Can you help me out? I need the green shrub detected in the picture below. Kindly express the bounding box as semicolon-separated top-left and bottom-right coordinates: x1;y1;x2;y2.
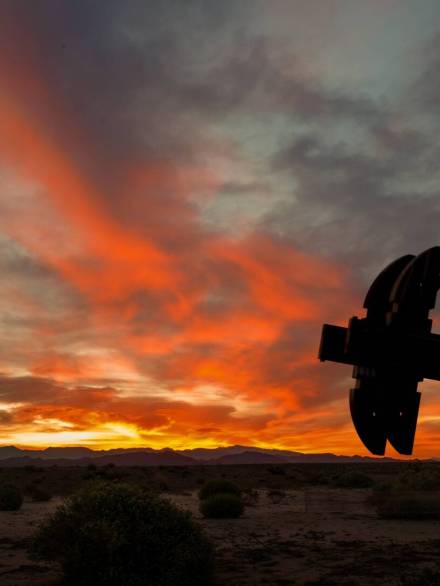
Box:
30;482;214;586
200;493;244;519
332;471;374;488
0;484;23;511
371;491;440;520
198;479;241;501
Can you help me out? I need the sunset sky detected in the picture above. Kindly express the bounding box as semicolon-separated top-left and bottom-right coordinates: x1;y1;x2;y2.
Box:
1;1;440;457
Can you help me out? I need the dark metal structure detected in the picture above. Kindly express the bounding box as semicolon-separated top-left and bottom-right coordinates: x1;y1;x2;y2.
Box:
319;247;440;455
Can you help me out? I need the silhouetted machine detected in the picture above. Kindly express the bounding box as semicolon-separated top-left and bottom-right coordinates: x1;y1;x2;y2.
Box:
319;247;440;455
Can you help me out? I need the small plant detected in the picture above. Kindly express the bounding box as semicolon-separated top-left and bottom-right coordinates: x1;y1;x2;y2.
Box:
0;484;23;511
198;479;241;501
200;493;244;519
332;470;374;488
30;482;214;586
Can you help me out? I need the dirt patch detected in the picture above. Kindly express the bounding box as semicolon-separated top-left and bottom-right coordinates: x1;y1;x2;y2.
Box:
169;489;440;585
0;499;63;586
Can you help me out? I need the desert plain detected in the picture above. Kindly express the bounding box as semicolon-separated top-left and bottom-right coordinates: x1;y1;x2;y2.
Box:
0;463;439;586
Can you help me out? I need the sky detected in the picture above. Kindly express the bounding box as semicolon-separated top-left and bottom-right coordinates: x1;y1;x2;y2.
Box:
1;1;440;457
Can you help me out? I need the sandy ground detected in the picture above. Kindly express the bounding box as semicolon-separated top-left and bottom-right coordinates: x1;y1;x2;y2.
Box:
0;498;63;586
1;489;439;585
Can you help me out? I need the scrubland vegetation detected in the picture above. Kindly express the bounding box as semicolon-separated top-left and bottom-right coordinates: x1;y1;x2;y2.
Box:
1;462;440;585
31;482;214;586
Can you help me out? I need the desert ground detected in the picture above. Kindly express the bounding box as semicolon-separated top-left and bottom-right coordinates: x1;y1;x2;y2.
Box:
0;463;439;585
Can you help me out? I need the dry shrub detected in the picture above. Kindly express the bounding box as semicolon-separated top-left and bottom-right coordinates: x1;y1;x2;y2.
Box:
198;479;241;501
0;484;23;511
267;489;286;504
370;490;440;520
200;493;244;519
242;488;259;506
332;470;374;488
28;485;52;502
30;482;214;586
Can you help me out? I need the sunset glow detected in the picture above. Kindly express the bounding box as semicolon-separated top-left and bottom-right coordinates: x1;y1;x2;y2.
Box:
1;2;440;458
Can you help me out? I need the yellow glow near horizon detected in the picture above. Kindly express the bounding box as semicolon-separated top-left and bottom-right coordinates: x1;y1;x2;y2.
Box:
5;430;113;447
4;421;144;448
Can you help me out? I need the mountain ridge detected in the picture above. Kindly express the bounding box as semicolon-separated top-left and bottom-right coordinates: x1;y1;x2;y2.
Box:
0;444;405;466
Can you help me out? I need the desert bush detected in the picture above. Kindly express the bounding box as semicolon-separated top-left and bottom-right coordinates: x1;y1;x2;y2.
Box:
307;473;329;486
29;485;52;502
200;493;244;519
242;488;259;506
399;568;440;585
371;491;440;519
288;471;305;485
198;479;241;501
30;482;214;586
366;483;393;506
332;470;374;488
0;484;23;511
267;489;286;504
82;471;95;480
395;469;440;491
267;465;286;476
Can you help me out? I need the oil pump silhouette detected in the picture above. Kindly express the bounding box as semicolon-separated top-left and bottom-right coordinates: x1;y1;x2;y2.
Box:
319;247;440;456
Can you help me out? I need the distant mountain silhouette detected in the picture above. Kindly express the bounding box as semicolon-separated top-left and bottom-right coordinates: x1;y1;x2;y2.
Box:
0;450;196;467
0;445;401;466
179;445;303;460
41;447;96;458
0;446;26;459
208;450;287;465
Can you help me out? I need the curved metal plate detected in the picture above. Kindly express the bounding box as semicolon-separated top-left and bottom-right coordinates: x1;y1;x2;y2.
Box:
387;391;421;455
390;246;440;326
349;386;387;455
363;254;414;326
